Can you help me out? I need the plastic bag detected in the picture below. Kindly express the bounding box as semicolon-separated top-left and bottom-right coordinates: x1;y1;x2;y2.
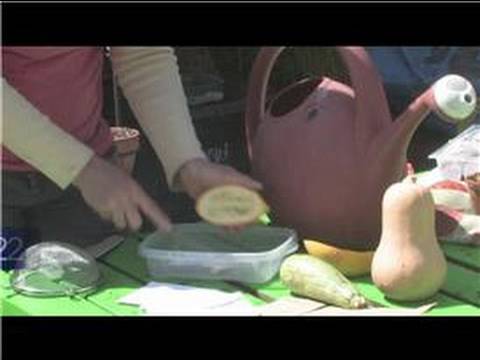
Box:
429;124;480;180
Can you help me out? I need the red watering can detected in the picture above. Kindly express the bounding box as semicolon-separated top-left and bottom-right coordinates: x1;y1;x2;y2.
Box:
245;47;477;251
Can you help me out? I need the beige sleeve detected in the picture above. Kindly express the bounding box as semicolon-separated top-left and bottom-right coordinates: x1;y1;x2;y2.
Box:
1;78;94;189
110;47;207;190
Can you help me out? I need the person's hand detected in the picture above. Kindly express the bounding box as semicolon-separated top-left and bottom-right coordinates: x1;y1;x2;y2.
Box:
176;158;264;231
73;156;172;232
177;158;263;200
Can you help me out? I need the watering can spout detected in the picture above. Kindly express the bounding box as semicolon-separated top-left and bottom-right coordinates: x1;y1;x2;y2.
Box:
387;74;477;158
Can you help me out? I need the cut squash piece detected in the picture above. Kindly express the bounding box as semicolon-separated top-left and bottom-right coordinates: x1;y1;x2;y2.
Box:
196;185;269;226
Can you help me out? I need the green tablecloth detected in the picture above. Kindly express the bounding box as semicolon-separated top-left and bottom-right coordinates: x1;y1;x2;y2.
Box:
1;234;479;316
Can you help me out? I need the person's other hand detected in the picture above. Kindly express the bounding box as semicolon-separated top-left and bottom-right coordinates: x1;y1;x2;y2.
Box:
177;158;264;231
177;158;263;200
73;156;172;232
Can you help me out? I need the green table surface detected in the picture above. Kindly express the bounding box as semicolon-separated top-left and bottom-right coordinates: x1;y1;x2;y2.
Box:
1;234;479;316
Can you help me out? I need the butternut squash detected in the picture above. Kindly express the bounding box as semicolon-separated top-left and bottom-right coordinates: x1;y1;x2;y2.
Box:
371;176;447;301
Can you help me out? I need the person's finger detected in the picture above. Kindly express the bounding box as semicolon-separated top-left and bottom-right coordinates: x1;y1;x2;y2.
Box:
231;224;248;232
125;207;143;232
96;209;112;222
221;225;237;233
112;210;127;231
135;188;172;232
233;224;246;232
221;224;248;233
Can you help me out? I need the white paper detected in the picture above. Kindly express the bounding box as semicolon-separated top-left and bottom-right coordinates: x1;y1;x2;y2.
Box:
304;303;437;316
118;282;257;316
258;297;325;316
143;297;259;316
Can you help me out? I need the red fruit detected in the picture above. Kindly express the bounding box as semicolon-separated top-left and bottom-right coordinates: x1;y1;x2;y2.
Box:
430;180;469;193
435;205;462;237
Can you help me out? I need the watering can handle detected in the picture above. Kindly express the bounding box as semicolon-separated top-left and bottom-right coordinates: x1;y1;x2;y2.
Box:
244;47;392;158
244;47;285;159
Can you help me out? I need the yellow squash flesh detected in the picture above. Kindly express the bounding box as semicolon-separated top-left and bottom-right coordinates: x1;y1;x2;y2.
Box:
195;185;269;226
303;240;374;277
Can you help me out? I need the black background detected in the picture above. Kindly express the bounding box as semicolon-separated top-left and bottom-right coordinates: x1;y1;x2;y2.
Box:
2;0;478;353
4;2;480;46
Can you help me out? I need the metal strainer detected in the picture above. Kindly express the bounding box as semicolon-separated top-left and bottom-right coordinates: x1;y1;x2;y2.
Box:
10;242;101;297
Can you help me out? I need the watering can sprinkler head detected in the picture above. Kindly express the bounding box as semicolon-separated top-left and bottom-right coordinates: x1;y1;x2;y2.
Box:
433;74;477;122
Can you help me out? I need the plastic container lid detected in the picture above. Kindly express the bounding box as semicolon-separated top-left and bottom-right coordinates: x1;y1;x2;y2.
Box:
139;223;298;284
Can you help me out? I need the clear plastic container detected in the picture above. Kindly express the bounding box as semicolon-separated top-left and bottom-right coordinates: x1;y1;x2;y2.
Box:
138;223;298;284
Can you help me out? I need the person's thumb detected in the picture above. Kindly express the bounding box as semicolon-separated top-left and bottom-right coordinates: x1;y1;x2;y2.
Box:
226;170;263;191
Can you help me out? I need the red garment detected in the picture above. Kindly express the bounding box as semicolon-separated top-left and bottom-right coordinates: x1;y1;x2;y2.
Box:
2;46;113;171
